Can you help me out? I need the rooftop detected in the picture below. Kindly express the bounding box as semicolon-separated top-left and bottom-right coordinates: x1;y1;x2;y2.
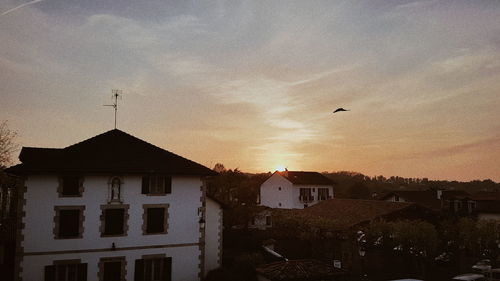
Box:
277;171;334;185
6;129;217;176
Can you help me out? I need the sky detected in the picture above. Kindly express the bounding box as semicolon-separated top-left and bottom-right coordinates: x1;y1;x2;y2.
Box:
1;0;500;181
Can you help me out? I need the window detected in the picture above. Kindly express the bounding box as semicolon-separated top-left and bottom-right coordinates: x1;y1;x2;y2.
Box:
44;260;87;281
142;176;171;195
54;206;85;239
278;187;281;191
134;256;172;281
100;205;129;237
143;204;169;235
394;195;399;202
58;176;83;197
99;257;126;281
265;216;272;226
299;188;313;202
318;188;330;200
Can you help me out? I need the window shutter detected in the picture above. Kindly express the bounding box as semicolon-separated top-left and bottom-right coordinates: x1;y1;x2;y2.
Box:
44;265;55;281
77;263;87;281
141;176;149;194
164;176;172;194
134;259;144;281
163;257;172;281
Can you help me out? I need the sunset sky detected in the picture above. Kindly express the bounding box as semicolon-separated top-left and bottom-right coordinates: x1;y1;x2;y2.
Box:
1;0;500;181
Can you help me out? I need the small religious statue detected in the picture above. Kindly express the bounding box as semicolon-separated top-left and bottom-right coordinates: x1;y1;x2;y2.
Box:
110;177;121;202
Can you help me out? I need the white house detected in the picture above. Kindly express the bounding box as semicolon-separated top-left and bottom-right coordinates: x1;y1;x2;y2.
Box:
6;129;222;281
259;171;334;209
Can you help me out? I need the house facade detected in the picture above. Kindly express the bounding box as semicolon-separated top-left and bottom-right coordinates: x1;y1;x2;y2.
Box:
259;171;334;209
6;129;221;281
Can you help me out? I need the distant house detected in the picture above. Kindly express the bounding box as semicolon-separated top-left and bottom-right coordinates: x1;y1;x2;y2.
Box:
260;171;334;209
379;189;474;214
471;191;500;221
6;129;221;281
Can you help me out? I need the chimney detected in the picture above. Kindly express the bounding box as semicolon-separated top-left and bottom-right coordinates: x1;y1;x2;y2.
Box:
436;189;442;200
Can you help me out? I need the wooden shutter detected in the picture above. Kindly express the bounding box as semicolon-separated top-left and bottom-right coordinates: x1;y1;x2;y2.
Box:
134;259;144;281
141;176;149;194
164;176;172;194
163;257;172;281
44;265;55;281
77;263;87;281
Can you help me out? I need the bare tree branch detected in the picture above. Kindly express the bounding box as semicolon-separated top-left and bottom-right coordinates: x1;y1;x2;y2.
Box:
0;120;18;168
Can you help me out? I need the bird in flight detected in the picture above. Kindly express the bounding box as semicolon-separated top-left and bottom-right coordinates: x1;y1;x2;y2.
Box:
333;108;350;113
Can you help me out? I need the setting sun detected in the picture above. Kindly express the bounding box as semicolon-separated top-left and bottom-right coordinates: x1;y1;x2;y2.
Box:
275;165;286;172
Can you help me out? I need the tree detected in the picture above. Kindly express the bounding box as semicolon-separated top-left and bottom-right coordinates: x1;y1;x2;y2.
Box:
0;121;18;169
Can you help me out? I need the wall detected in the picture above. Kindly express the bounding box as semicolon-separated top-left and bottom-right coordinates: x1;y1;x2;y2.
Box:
260;173;334;209
204;198;222;274
20;174;204;281
260;173;293;208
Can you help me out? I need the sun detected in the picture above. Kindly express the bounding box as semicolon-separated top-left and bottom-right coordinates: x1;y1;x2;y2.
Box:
275;165;286;172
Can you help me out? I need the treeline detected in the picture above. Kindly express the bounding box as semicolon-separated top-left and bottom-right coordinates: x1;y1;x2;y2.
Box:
206;164;500;205
323;171;500;199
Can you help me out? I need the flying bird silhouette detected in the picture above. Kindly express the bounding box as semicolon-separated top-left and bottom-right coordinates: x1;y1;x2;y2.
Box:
333;108;350;113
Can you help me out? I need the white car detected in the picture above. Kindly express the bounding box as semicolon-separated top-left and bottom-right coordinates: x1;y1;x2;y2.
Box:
472;259;492;273
452;273;486;281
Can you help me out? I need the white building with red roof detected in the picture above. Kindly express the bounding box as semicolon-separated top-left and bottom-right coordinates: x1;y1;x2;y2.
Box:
259;171;334;209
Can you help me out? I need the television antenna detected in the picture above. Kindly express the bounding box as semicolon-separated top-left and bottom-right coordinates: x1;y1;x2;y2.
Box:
103;89;122;129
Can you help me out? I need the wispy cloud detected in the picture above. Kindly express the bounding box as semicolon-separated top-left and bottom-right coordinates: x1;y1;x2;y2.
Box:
1;0;44;16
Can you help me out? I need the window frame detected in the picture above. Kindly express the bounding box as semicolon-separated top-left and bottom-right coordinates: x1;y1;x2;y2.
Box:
318;187;330;201
44;259;87;281
142;204;169;235
54;206;85;239
100;204;129;237
134;254;172;281
98;256;126;281
58;176;84;197
141;175;172;196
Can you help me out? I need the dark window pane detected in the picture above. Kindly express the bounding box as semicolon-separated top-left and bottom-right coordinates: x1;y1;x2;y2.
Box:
134;259;144;281
144;259;152;281
67;264;77;281
62;177;80;196
59;210;80;238
104;209;124;235
103;261;122;281
77;263;87;281
164;177;171;194
147;208;165;233
44;265;55;281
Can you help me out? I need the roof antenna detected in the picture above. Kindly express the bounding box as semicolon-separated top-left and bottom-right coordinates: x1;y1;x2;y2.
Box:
103;89;122;129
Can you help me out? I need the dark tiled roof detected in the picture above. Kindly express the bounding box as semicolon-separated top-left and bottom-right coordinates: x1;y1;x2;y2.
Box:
278;171;334;185
379;190;440;209
6;129;217;176
472;191;500;201
256;259;345;281
278;199;428;230
379;190;470;210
